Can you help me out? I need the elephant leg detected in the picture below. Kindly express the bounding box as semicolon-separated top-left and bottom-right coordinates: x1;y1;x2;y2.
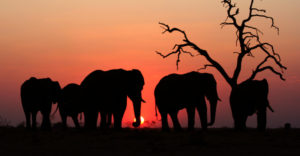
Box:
107;113;112;127
84;110;98;129
41;112;51;130
170;111;182;131
231;106;245;130
72;114;80;129
231;111;239;130
257;106;267;131
186;107;195;131
234;113;247;130
41;102;52;130
32;111;37;130
241;115;247;129
113;113;122;129
100;112;107;129
46;114;51;129
25;112;31;129
230;104;238;129
83;112;90;129
113;108;126;130
91;112;98;129
197;100;207;130
160;112;169;131
60;113;67;128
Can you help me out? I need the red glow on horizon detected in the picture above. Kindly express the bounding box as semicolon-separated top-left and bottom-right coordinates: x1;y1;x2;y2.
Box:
134;116;145;125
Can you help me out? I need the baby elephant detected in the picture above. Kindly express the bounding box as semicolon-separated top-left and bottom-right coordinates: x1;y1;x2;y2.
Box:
58;83;83;128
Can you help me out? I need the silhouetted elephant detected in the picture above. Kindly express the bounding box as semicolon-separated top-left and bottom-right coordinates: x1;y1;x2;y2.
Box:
81;69;145;129
21;77;61;130
57;83;83;128
230;79;274;131
155;72;220;131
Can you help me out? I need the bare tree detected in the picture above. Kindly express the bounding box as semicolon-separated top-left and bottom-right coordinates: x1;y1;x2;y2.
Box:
156;0;287;130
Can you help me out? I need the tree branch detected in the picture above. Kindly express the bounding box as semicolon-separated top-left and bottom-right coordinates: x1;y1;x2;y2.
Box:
157;0;286;89
156;43;190;69
259;45;287;70
197;64;215;71
221;0;240;28
181;49;194;57
157;22;233;85
249;65;286;81
252;8;266;13
243;31;259;44
242;0;255;24
242;0;279;34
248;52;287;81
159;22;190;42
249;42;282;62
220;22;234;29
252;14;279;34
245;25;264;35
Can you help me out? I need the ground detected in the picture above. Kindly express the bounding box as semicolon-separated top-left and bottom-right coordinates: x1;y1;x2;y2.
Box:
0;127;299;156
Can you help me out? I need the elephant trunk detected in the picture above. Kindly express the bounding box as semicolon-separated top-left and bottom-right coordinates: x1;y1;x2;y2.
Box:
131;93;144;128
208;100;217;126
132;101;141;127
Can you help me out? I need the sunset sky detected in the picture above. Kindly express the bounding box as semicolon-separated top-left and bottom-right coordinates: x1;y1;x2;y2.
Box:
0;0;299;128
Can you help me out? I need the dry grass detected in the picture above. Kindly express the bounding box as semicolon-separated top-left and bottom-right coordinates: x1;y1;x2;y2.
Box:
0;127;299;156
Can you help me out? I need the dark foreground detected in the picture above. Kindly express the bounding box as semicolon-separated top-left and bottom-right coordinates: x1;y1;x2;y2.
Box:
0;127;299;156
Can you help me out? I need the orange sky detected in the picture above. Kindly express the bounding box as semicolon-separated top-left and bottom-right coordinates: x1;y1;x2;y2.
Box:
0;0;299;128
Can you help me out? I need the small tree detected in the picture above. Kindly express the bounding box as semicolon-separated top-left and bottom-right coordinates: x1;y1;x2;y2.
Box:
157;0;286;129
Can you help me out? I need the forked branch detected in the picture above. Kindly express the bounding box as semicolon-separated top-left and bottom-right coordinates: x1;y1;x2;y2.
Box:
159;22;190;42
157;22;233;85
197;64;215;71
157;0;286;88
155;43;190;69
221;0;240;28
248;52;287;81
252;14;279;34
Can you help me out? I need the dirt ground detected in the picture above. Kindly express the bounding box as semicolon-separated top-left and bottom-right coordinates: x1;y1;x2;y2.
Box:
0;127;299;156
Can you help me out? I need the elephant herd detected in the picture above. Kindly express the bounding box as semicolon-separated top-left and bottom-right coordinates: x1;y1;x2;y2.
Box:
20;69;273;131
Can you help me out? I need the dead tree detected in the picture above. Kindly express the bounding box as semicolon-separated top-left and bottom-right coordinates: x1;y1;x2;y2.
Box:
156;0;287;130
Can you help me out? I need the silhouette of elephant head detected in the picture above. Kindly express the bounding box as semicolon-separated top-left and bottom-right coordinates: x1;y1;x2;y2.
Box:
21;77;61;130
230;79;273;131
155;72;220;131
81;69;145;129
57;83;83;128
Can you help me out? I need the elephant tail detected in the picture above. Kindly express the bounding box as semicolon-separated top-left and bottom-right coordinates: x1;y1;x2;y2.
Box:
268;105;274;112
155;104;159;120
266;97;274;112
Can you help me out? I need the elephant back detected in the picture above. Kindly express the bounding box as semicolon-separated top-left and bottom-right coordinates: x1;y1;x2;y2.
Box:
21;77;61;110
59;83;83;114
80;69;145;111
81;69;144;96
155;72;218;106
232;79;269;115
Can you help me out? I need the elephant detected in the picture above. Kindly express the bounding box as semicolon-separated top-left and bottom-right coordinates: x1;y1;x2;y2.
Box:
80;69;145;129
230;79;274;131
20;77;61;130
57;83;83;129
154;72;220;131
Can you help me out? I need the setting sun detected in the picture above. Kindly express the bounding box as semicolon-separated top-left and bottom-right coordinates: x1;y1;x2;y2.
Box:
134;116;145;125
0;0;299;130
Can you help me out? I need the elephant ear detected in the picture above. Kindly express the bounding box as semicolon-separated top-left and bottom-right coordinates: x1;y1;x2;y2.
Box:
128;69;145;90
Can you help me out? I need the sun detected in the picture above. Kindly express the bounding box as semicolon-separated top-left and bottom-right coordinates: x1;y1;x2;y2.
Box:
134;116;145;124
